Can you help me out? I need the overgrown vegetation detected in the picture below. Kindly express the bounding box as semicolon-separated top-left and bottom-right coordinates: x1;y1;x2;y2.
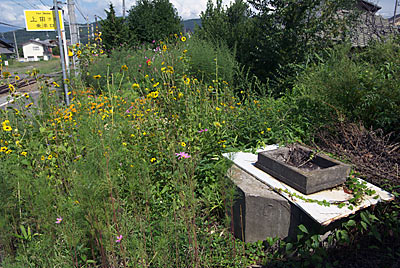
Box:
0;0;399;266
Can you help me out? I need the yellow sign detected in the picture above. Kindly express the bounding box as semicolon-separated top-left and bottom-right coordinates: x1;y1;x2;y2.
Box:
24;10;63;31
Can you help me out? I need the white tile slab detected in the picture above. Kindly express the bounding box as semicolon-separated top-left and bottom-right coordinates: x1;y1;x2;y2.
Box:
223;147;395;226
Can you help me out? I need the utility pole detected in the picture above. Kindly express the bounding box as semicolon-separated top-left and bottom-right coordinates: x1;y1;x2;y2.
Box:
67;0;78;73
54;0;70;106
394;0;399;24
67;0;79;45
12;31;19;60
123;0;126;20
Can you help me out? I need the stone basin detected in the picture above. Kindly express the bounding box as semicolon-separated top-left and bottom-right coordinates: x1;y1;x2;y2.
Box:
255;145;351;195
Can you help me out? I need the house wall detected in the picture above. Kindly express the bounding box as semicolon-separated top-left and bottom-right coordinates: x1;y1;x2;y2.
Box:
23;43;44;62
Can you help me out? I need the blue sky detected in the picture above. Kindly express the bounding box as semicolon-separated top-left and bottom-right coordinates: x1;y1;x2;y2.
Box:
0;0;398;32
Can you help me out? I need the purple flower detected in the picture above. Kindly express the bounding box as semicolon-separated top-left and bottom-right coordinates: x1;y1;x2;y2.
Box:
175;152;191;159
115;235;123;243
55;217;62;224
125;105;134;114
152;40;156;43
198;128;208;133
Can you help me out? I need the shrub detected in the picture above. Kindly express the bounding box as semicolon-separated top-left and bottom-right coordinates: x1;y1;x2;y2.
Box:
292;42;400;135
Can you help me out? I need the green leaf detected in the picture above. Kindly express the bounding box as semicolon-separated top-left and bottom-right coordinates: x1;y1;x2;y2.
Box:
298;224;309;234
20;225;27;240
345;219;356;227
360;221;368;231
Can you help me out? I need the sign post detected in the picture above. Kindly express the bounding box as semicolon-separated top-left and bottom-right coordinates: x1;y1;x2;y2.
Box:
24;8;70;106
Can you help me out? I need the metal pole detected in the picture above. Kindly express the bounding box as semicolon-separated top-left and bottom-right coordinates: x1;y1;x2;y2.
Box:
394;0;399;24
61;30;70;76
12;31;19;60
123;0;126;20
54;0;70;106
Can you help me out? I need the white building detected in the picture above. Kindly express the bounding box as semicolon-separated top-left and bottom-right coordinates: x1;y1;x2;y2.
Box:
22;39;55;62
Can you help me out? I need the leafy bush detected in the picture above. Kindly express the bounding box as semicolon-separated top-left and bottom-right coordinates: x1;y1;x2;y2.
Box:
292;42;400;135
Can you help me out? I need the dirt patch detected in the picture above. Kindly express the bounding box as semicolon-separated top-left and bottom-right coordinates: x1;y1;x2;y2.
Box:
278;145;320;171
314;122;400;188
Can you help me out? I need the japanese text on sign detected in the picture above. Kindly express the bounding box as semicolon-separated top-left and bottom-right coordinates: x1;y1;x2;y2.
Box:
24;10;64;31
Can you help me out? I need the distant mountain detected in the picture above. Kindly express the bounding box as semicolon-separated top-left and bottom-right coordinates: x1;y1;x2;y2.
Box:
182;19;201;33
1;22;96;49
1;19;201;49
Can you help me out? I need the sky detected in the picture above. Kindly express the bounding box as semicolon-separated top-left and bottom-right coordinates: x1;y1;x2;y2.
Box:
0;0;398;32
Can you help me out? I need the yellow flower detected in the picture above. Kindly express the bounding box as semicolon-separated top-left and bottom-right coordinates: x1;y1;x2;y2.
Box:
122;142;127;146
153;82;160;88
183;77;190;85
162;45;167;51
132;83;140;89
0;146;7;152
93;75;101;79
25;102;33;108
150;157;156;163
48;155;52;160
150;91;159;98
77;50;82;55
267;128;272;132
5;150;12;154
216;107;221;111
121;65;128;71
181;36;186;42
2;125;11;132
8;84;15;92
183;49;187;53
213;122;222;128
21;152;27;156
142;132;147;136
64;78;70;84
53;81;60;87
41;155;45;161
15;75;20;80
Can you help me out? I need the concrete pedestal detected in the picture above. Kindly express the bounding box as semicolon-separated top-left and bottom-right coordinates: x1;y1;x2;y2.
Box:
228;165;316;243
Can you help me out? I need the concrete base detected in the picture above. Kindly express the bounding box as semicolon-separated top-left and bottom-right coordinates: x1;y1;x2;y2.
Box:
228;164;318;243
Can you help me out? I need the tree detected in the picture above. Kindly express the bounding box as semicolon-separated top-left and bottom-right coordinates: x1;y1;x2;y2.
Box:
100;3;129;51
198;0;254;65
126;0;182;44
246;0;358;93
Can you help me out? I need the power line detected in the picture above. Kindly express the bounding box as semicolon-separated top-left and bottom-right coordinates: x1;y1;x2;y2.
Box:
37;0;51;7
8;0;30;9
75;0;89;20
24;0;39;9
0;21;25;29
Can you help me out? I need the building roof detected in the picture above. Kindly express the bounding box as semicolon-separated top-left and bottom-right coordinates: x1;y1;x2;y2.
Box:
22;39;57;47
357;0;381;13
0;38;14;49
0;47;14;54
